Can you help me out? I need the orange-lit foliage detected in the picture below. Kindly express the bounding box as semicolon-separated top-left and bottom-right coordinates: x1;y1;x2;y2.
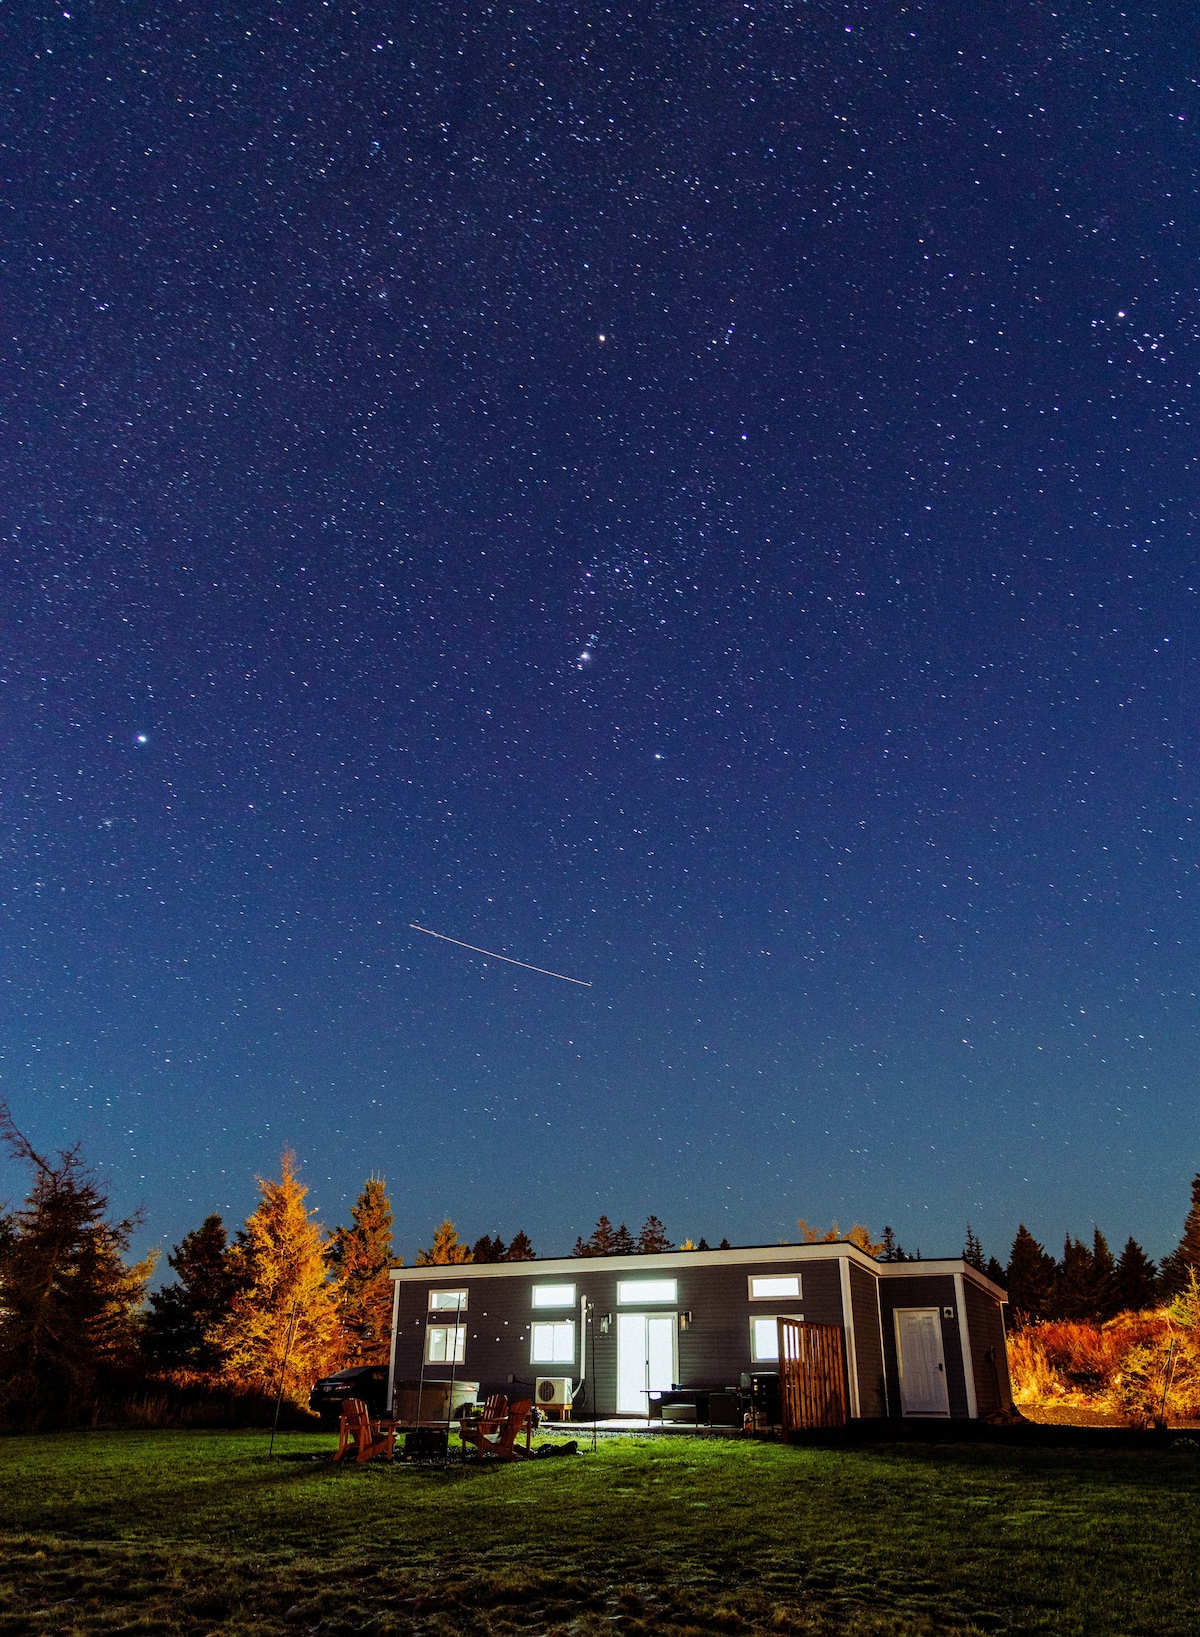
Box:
1010;1300;1200;1423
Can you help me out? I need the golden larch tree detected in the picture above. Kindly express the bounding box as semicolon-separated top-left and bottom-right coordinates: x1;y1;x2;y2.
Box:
210;1149;339;1396
416;1219;472;1265
329;1175;398;1365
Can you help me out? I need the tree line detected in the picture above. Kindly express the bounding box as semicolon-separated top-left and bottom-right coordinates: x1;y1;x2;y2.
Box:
2;1099;1197;1422
945;1177;1200;1329
0;1106;533;1427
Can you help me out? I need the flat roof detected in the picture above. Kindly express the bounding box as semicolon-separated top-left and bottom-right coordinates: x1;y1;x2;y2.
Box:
389;1241;1007;1301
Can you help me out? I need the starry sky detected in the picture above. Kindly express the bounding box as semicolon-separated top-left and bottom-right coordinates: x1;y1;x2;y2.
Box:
4;0;1199;1269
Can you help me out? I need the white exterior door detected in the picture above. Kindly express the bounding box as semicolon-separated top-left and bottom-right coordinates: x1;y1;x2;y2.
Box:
616;1312;677;1414
894;1308;950;1416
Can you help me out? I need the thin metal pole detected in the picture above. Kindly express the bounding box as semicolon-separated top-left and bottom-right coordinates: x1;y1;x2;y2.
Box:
1159;1337;1177;1427
590;1300;598;1453
269;1300;300;1458
445;1312;461;1463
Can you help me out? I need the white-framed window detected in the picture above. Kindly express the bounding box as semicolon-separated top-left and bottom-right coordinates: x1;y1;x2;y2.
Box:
426;1323;466;1363
428;1289;467;1312
531;1284;576;1309
531;1320;576;1364
750;1315;799;1362
617;1279;677;1305
748;1274;801;1301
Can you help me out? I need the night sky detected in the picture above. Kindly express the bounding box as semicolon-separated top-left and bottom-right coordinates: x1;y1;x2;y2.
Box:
4;1;1199;1270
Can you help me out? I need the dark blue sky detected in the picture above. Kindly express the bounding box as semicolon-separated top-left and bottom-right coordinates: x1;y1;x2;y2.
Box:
3;0;1198;1269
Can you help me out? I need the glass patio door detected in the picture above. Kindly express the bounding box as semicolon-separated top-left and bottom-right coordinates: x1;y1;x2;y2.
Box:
616;1312;676;1414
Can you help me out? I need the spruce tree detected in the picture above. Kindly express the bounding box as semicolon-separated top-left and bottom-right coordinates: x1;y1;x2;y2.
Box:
1005;1225;1057;1326
416;1219;472;1265
1056;1235;1096;1320
1091;1228;1117;1320
329;1177;396;1365
504;1230;535;1261
470;1233;506;1264
985;1255;1006;1286
962;1226;985;1274
573;1216;617;1257
209;1150;340;1395
1159;1172;1200;1296
143;1214;244;1370
0;1106;156;1424
880;1226;908;1263
611;1221;637;1255
637;1215;672;1254
1112;1236;1158;1313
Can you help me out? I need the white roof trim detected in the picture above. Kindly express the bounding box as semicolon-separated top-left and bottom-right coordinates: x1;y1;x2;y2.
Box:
386;1244;1006;1301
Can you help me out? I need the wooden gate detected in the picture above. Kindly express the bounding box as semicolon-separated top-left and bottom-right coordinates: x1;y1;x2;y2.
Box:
777;1318;849;1430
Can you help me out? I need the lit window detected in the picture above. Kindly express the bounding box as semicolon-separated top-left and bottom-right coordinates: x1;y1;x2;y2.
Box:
750;1316;797;1362
428;1289;467;1312
749;1275;801;1301
531;1284;576;1308
617;1279;677;1304
426;1323;466;1364
531;1321;575;1364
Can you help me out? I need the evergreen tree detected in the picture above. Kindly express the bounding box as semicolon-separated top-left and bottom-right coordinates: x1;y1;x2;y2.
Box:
1159;1172;1200;1296
611;1221;637;1255
504;1230;535;1261
1112;1236;1158;1313
879;1226;911;1264
1005;1225;1057;1326
143;1214;244;1370
718;1237;731;1250
328;1177;396;1366
985;1255;1007;1287
637;1215;672;1254
962;1226;985;1274
573;1216;617;1257
209;1150;340;1394
1056;1234;1097;1320
470;1233;506;1263
0;1106;156;1424
1091;1228;1117;1320
416;1219;472;1265
696;1237;711;1251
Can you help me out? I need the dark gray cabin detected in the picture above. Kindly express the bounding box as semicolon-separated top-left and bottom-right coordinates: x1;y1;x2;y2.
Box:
386;1244;1011;1424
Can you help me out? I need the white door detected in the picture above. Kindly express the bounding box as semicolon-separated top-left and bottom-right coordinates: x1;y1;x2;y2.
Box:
616;1313;677;1414
894;1308;950;1416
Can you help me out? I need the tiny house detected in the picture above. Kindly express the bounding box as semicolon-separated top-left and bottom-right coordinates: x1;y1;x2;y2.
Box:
385;1242;1011;1427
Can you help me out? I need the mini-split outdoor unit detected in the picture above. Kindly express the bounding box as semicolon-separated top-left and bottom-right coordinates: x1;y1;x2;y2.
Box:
535;1376;573;1408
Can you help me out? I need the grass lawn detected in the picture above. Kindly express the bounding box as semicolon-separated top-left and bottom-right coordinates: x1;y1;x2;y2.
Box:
0;1430;1196;1636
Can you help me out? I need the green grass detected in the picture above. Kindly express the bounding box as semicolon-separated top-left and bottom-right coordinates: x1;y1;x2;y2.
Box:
0;1430;1196;1636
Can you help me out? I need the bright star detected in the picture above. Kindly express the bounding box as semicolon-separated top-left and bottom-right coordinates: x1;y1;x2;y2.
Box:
135;733;148;744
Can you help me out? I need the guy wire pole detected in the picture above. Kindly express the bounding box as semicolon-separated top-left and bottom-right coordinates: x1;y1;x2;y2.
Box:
269;1299;300;1459
1159;1337;1177;1428
445;1308;461;1465
589;1299;598;1453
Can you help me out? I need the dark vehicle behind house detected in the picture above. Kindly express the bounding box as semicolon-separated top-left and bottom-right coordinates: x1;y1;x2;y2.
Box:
309;1365;389;1422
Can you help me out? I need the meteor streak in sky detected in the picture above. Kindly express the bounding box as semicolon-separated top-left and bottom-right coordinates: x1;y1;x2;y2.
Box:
408;924;592;987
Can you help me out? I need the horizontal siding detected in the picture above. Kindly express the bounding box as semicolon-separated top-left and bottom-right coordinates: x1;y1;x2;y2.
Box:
963;1280;1012;1413
848;1263;887;1416
390;1257;847;1418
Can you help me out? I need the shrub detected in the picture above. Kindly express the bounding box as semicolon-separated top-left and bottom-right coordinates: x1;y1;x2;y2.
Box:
1008;1294;1200;1424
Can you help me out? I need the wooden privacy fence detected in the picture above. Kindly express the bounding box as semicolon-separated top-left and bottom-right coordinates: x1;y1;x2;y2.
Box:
777;1317;849;1430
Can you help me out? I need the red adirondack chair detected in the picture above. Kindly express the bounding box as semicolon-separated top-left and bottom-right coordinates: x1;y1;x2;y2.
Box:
459;1397;533;1461
335;1397;396;1463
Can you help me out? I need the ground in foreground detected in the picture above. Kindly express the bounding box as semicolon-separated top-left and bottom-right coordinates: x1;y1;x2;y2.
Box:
0;1430;1196;1636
